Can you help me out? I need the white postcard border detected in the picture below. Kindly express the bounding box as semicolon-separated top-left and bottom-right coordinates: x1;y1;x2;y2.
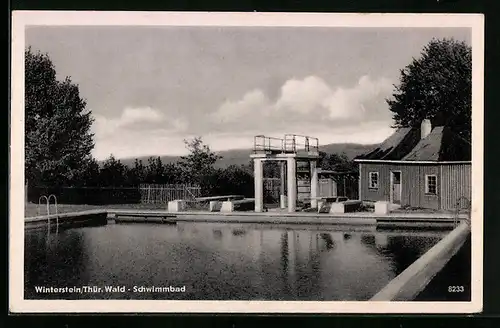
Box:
10;11;484;314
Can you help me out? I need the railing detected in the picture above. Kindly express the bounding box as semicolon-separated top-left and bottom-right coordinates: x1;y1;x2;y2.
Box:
253;134;319;155
284;134;319;154
38;194;58;232
253;135;285;153
454;196;471;227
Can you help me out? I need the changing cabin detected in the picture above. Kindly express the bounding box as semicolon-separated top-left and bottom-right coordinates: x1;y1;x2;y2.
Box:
354;119;471;211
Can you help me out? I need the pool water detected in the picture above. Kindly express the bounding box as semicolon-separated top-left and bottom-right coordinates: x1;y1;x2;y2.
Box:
24;222;446;300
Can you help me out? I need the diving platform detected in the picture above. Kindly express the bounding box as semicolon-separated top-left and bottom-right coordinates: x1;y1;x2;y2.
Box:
250;134;321;213
251;134;320;158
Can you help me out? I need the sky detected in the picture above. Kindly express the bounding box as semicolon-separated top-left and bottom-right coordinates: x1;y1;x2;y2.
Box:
25;26;471;160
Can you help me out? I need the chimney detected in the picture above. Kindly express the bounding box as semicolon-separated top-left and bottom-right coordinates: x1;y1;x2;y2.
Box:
421;119;432;139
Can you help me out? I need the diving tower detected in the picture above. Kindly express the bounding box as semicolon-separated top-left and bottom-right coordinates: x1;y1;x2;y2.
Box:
250;134;320;213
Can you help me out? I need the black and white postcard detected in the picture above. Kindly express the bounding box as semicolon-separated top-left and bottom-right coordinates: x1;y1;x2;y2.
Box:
9;11;484;313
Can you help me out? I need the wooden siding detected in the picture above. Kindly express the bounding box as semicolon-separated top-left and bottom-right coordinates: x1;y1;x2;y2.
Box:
359;163;440;210
440;164;472;211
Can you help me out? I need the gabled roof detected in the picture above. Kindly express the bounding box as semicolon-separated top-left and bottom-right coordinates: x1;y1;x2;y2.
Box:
355;126;471;162
402;126;445;161
355;127;421;160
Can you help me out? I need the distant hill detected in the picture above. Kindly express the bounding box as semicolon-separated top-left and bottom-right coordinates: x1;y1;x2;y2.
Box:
115;143;378;168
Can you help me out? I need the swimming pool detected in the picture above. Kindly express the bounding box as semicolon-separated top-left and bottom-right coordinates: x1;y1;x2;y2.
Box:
25;221;448;300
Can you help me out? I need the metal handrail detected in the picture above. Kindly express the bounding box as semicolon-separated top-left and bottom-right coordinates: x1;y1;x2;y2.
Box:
48;194;59;232
454;196;471;227
38;194;59;232
253;135;285;153
38;195;49;216
48;194;58;215
253;134;320;154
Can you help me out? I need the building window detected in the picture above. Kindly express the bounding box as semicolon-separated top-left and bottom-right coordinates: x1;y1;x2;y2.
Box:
369;172;379;189
425;175;437;195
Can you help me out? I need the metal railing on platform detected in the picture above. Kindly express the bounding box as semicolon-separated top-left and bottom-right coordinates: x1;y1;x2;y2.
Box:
253;134;319;154
284;134;319;154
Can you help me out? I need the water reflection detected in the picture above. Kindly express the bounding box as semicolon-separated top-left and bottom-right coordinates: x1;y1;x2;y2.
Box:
25;222;447;301
320;233;335;250
212;229;223;240
25;229;88;291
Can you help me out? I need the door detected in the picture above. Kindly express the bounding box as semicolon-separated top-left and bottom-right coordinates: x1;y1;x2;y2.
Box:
391;171;402;205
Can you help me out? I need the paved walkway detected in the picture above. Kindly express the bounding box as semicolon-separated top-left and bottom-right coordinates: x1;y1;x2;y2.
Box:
108;208;468;220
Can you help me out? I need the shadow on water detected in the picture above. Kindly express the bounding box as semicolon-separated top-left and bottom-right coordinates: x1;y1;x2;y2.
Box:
25;229;88;299
24;222;466;301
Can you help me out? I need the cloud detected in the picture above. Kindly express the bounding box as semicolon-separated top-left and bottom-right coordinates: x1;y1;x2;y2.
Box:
322;75;393;120
93;106;185;138
275;76;332;115
91;106;191;159
212;89;271;124
210;75;394;133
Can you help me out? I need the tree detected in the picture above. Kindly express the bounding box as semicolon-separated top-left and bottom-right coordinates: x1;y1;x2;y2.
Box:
214;165;254;197
163;162;185;184
73;158;100;187
387;38;472;143
318;151;357;173
25;47;95;186
126;159;146;186
99;154;127;187
145;156;165;183
179;137;222;186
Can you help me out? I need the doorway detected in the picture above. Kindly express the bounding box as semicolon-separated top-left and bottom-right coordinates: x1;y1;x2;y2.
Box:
390;171;402;205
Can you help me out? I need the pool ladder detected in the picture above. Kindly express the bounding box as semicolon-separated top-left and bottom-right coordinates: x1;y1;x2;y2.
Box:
39;194;58;232
454;196;471;228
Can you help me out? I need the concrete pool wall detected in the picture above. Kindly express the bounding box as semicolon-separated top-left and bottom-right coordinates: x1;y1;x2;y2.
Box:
25;210;108;230
24;208;468;230
370;222;471;301
110;209;465;229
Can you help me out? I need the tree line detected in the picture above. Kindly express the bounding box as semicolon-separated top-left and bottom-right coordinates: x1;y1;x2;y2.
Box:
69;136;358;196
72;137;257;198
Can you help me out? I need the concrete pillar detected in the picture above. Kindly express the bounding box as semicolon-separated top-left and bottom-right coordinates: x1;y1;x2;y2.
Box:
286;157;297;212
168;200;186;212
280;161;286;209
220;201;235;212
310;161;319;209
209;201;222;212
374;201;390;214
254;158;264;212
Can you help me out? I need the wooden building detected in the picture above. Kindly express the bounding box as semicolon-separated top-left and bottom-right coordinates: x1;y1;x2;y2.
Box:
354;120;471;211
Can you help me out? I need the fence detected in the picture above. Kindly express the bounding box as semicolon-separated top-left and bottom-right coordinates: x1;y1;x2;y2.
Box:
335;174;359;200
27;184;201;205
263;174;359;204
139;183;201;204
